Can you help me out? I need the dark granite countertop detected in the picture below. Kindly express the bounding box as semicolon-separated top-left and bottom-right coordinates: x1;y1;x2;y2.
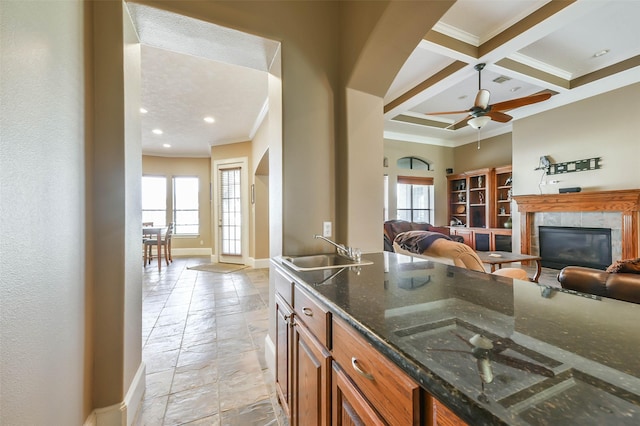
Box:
274;251;640;425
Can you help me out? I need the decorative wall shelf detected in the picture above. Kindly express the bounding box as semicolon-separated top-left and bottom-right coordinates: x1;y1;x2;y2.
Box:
546;157;601;175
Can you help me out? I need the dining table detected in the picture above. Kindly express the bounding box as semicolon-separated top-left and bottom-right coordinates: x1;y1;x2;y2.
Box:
143;226;168;272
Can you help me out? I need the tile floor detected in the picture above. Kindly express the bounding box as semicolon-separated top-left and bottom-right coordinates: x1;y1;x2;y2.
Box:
136;256;288;426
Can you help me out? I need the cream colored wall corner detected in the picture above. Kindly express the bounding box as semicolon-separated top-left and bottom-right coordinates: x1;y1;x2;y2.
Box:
453;133;512;172
384;139;455;227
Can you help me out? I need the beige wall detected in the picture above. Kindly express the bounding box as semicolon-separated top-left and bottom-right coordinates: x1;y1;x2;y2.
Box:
384;139;455;228
92;0;143;413
252;114;271;261
0;0;88;423
453;132;512;172
142;156;212;253
134;0;454;256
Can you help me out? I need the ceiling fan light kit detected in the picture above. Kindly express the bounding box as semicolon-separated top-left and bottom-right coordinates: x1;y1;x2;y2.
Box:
468;116;491;129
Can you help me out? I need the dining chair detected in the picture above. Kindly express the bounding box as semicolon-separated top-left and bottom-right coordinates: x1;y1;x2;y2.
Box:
144;222;173;266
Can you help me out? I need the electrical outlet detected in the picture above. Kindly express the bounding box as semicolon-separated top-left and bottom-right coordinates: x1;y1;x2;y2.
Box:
323;221;332;237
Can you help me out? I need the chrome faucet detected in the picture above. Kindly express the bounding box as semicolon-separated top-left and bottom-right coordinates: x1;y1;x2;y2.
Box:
314;235;361;262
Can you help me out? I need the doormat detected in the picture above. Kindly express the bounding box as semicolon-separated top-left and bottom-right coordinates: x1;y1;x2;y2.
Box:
187;263;248;274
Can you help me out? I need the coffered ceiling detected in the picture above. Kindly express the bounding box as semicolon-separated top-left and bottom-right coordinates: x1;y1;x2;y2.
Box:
131;0;640;157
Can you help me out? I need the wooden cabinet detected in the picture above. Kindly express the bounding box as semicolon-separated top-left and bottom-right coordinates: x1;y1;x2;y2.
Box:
450;227;474;247
332;317;422;425
466;169;491;228
273;263;468;426
332;361;385;425
493;165;513;229
448;175;468;226
447;166;512;251
447;168;491;228
275;266;331;425
275;294;294;417
274;268;295;416
429;394;468;426
292;285;331;425
294;320;331;425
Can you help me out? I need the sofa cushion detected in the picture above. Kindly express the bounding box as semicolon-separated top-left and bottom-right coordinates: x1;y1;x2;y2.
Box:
606;257;640;274
394;230;451;255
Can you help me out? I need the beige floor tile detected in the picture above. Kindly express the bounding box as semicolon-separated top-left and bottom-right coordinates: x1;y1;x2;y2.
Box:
140;258;284;425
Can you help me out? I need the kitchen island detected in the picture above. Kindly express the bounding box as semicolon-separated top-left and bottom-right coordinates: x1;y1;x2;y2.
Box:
272;251;640;425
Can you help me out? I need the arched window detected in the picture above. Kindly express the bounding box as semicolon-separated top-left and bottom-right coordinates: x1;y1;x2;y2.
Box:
397;156;430;171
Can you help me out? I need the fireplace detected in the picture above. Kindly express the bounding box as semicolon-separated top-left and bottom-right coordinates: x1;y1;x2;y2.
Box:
539;226;612;270
513;190;640;262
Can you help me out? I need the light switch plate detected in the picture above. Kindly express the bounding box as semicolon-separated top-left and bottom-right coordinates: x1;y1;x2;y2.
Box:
323;221;332;237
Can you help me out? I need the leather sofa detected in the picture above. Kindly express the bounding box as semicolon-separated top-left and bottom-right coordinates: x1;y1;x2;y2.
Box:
384;220;463;252
557;266;640;304
392;230;529;280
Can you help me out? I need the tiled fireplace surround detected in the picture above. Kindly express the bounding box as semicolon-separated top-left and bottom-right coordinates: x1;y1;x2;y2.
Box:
513;190;640;263
530;211;622;262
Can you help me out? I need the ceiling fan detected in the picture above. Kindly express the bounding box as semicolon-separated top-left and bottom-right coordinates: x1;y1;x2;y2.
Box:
426;63;552;130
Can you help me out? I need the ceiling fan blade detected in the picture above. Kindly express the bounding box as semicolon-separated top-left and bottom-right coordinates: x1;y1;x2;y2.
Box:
490;92;552;112
445;115;471;130
474;89;490;109
492;353;555;377
425;109;470;116
486;111;512;123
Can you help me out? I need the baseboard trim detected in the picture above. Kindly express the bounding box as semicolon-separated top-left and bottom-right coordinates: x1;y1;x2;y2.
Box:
265;334;275;381
124;362;146;426
83;362;146;426
249;257;269;269
171;247;212;256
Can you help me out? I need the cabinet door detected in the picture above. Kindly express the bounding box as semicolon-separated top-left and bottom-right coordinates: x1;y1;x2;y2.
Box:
431;395;468;426
275;295;293;417
332;361;385;426
294;320;331;426
453;228;474;247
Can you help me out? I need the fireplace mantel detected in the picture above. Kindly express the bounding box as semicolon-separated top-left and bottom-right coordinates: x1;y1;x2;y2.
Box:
513;189;640;260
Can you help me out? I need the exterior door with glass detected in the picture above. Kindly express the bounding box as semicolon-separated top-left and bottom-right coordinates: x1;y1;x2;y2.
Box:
215;159;248;265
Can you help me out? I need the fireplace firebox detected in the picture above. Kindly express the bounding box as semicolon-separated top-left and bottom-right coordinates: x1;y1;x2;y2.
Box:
539;226;612;270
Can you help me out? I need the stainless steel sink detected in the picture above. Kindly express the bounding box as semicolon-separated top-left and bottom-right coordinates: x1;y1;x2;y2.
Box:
280;254;373;271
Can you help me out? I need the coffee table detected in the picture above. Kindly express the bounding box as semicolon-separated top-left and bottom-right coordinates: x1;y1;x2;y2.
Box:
475;251;542;282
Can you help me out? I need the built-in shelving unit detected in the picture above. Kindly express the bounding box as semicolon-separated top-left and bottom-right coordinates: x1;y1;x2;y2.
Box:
494;165;512;229
447;166;512;251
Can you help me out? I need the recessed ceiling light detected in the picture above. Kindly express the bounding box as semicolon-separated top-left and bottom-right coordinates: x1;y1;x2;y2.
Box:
163;144;171;148
458;95;468;100
593;49;609;58
204;116;215;123
140;108;148;114
152;129;163;135
510;86;522;92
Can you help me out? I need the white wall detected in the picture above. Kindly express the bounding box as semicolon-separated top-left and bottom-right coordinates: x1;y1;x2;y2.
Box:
0;1;88;423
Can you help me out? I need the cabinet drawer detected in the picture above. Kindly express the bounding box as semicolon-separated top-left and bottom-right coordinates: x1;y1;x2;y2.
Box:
332;317;420;425
275;267;294;306
294;286;330;348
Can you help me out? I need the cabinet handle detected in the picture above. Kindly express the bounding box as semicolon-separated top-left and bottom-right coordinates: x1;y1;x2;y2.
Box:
351;357;374;380
302;307;313;317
